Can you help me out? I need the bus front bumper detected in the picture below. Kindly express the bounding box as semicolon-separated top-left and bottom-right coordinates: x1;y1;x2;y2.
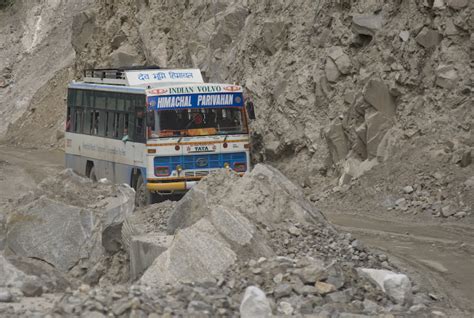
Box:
146;181;197;192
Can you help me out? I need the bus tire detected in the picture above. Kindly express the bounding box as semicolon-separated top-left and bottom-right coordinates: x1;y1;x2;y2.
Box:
135;174;160;206
89;166;98;182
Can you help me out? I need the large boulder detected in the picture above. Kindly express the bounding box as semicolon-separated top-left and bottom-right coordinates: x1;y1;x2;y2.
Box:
365;111;393;159
141;218;238;286
357;268;413;305
0;253;31;288
363;79;397;117
141;165;328;286
129;233;172;281
5;169;135;272
6;196;102;272
323;119;349;164
240;286;272;318
415;27;441;49
168;165;329;234
328;47;352;75
352;14;383;37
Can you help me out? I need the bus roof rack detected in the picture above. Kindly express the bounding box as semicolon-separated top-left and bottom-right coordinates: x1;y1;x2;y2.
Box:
82;67;204;87
83;66;163;85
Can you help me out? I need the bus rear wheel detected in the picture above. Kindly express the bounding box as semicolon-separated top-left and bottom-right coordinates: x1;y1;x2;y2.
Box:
135;174;160;206
89;166;98;182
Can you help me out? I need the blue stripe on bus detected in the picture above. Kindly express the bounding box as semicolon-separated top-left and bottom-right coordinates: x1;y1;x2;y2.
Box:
154;152;247;170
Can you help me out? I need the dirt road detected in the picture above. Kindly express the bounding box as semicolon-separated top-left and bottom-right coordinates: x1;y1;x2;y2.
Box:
0;146;473;316
329;213;474;316
0;145;63;205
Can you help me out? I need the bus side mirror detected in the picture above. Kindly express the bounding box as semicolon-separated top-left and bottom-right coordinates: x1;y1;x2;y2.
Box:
245;100;256;120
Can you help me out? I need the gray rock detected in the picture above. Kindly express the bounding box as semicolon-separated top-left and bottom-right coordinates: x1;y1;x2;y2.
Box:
326;289;350;303
277;301;294;315
20;276;43;297
352;14;384;37
109;44;144;67
323;119;349;164
447;0;468;9
358;268;412;305
288;225;301;236
415;27;441;48
169;165;329;234
325;57;341;82
460;150;472;167
444;19;458;36
454;211;467;218
365;111;393;159
0;288;13;302
274;283;293;298
6;196;102;272
81;312;106;318
364;79;397;117
403;186;414;194
435;65;458;89
141;218;238;286
328;47;352;74
363;299;381;314
441;206;455;217
0;254;30;288
259;20;288;55
129;233;173;281
293;259;326;284
399;31;410;42
240;286;272;318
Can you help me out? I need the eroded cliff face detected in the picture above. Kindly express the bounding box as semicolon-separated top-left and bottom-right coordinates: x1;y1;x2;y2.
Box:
0;0;93;137
2;0;472;185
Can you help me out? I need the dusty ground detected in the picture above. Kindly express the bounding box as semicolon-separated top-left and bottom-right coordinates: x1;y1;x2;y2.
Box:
0;146;473;316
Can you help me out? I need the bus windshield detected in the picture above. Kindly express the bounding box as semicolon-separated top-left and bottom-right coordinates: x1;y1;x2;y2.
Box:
147;107;247;138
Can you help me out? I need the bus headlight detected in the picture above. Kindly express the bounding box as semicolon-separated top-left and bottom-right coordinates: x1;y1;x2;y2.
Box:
155;166;170;176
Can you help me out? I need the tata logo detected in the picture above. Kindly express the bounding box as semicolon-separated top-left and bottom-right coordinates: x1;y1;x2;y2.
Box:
193;146;210;152
190;145;215;153
196;157;208;167
223;85;241;92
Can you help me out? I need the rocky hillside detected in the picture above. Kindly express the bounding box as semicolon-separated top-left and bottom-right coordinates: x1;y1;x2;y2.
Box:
2;0;472;186
0;0;93;138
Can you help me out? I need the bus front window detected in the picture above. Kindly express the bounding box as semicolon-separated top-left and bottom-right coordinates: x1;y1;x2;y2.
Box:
146;107;247;138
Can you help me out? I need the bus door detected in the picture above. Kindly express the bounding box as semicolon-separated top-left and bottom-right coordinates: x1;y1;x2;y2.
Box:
132;107;146;165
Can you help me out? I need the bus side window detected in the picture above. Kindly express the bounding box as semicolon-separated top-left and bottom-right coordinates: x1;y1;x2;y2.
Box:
135;109;145;143
98;110;106;136
74;108;83;133
106;111;114;138
91;111;99;135
128;113;136;141
84;109;91;135
114;113;121;139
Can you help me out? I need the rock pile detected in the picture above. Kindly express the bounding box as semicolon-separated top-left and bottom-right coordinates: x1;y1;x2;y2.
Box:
1;169;134;297
43;165;436;317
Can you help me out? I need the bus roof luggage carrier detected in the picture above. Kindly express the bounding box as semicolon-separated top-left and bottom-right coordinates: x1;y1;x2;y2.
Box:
82;66;205;87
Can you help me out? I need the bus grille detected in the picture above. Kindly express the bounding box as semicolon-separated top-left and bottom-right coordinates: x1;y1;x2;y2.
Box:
154;152;247;171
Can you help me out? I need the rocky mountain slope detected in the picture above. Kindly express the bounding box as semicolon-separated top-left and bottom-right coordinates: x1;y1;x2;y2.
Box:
0;0;473;316
2;0;472;185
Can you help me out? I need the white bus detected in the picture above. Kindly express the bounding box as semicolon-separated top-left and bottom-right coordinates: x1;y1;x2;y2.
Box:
65;68;251;205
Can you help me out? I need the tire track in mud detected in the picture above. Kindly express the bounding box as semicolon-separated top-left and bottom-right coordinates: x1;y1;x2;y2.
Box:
329;214;474;315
